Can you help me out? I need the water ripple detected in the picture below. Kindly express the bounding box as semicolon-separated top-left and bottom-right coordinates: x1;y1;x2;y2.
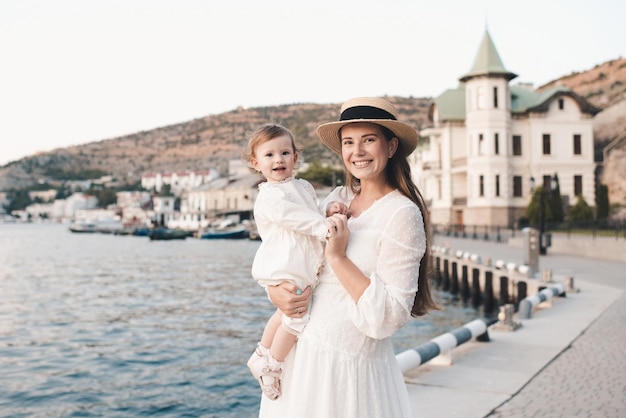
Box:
0;223;478;417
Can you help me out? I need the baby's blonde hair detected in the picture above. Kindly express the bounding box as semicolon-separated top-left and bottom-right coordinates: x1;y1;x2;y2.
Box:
242;123;300;168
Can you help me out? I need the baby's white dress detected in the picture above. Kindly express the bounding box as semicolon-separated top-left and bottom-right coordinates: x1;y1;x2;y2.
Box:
252;177;328;334
259;187;426;418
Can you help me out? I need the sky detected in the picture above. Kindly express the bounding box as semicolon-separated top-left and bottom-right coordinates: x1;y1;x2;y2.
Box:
1;0;624;166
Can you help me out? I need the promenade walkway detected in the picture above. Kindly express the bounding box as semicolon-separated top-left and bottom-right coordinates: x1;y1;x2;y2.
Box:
405;235;626;418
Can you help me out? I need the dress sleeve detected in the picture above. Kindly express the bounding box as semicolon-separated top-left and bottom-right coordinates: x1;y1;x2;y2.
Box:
255;187;328;240
348;203;426;339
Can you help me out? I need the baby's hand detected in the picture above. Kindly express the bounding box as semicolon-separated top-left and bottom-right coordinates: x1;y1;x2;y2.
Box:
327;201;349;217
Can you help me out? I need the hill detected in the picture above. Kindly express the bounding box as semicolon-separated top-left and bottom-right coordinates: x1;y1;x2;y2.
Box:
0;96;431;191
539;57;626;143
1;58;625;207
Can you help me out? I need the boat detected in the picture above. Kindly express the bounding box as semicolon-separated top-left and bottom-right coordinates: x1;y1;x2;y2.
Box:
148;228;189;240
96;220;124;234
199;220;249;240
132;227;152;237
69;222;98;233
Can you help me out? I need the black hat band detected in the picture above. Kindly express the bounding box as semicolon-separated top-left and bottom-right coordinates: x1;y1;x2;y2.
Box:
340;106;396;122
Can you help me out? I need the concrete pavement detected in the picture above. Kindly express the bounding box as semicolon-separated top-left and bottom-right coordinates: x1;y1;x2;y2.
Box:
404;235;626;418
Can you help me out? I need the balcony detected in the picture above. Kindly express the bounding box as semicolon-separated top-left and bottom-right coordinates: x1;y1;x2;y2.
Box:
422;161;441;170
452;157;467;168
453;197;467;206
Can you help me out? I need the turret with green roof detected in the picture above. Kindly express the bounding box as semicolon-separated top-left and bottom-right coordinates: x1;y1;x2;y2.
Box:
460;30;517;82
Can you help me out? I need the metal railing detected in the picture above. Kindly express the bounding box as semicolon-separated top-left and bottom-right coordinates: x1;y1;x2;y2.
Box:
433;220;626;242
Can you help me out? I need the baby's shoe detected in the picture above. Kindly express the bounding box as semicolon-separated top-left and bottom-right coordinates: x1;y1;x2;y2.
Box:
248;352;283;400
247;343;269;371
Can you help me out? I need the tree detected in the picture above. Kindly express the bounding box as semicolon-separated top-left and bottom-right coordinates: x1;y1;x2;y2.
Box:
86;187;117;208
5;188;33;212
569;195;594;222
525;188;554;226
298;161;344;187
596;184;609;220
548;174;564;223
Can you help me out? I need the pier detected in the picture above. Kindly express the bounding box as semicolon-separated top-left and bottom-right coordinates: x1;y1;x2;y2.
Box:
404;234;626;417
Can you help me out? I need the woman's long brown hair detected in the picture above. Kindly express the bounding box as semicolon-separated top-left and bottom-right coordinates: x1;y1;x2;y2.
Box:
343;124;440;317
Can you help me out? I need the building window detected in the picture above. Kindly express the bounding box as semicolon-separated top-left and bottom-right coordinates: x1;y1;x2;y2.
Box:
479;175;484;197
477;87;485;109
512;135;522;156
494;133;500;155
542;134;551;155
574;175;583;196
495;175;500;197
493;86;498;108
573;134;582;155
478;134;484;155
558;98;564;110
513;176;522;197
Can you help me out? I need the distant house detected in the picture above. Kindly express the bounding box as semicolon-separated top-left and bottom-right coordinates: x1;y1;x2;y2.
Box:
25;202;54;219
116;191;152;209
141;169;219;195
28;189;57;203
54;193;98;220
152;195;177;227
411;30;600;228
173;173;261;230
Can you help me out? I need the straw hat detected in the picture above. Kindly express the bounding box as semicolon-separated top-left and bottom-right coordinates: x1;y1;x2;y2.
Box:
316;97;418;156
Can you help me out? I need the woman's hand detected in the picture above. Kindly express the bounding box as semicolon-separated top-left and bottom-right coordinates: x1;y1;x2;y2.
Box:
325;214;349;261
267;282;311;318
325;213;369;302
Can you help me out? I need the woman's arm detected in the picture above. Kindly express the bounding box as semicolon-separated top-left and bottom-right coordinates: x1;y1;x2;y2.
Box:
266;282;312;318
326;204;426;339
324;214;370;302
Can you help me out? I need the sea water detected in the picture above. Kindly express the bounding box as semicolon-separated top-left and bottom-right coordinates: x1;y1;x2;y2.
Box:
0;223;478;417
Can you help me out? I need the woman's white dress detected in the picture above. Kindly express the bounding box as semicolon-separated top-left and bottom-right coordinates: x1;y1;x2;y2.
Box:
259;187;426;418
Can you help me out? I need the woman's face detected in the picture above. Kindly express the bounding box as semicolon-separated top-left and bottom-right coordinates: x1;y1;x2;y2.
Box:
340;122;397;183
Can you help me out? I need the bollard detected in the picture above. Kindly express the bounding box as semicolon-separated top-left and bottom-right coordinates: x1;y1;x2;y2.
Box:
461;265;470;303
542;268;553;283
565;276;578;293
492;304;522;331
483;271;495;314
471;267;481;308
499;275;509;305
518;283;566;319
396;319;494;373
450;261;459;296
442;259;450;292
518;265;531;277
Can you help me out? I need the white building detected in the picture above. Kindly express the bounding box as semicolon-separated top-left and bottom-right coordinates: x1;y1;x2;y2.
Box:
53;193;99;220
28;189;57;202
116;191;152;209
174;173;261;230
411;31;600;227
152;195;177;227
141;169;218;195
25;202;54;219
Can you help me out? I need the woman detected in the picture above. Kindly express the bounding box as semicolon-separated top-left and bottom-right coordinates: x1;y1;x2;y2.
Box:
261;97;439;417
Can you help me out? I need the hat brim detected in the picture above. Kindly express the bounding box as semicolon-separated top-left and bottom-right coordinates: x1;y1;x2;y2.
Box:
316;119;418;156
